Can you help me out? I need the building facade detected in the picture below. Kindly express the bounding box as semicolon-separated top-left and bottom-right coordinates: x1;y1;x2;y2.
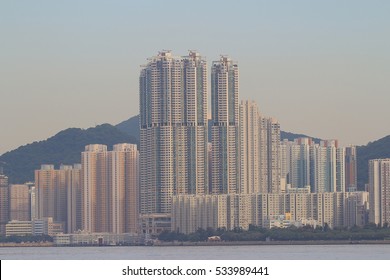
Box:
9;184;30;221
172;191;369;234
66;164;82;234
35;164;81;233
266;118;281;193
369;158;390;226
108;144;139;234
82;144;139;234
345;146;358;192
211;56;240;195
239;100;261;194
0;174;9;235
82;144;109;233
139;51;208;214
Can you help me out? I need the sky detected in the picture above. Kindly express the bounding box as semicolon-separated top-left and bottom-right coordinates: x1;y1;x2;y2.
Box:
1;0;389;155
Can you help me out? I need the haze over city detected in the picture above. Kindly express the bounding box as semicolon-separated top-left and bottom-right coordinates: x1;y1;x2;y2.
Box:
1;0;389;155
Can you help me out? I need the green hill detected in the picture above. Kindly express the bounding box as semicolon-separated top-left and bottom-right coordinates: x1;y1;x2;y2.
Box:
1;114;389;188
116;115;139;141
0;124;137;184
357;135;390;189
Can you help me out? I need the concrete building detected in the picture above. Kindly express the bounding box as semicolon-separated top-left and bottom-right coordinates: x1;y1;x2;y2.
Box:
239;101;279;195
32;217;63;236
82;144;109;233
53;233;142;246
140;213;172;237
108;144;139;234
211;55;240;195
281;138;347;194
344;191;369;227
284;138;311;190
171;192;360;234
5;220;32;236
66;164;82;233
82;144;139;234
0;174;9;235
239;100;261;194
139;51;208;215
9;184;30;221
26;182;37;220
368;158;390;226
345;146;358;192
5;217;63;236
35;164;81;233
267;118;281;193
311;140;345;193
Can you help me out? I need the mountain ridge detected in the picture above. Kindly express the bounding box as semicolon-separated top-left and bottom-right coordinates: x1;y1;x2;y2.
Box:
0;124;137;183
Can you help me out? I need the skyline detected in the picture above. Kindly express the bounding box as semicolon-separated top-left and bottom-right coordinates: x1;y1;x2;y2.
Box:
1;1;390;155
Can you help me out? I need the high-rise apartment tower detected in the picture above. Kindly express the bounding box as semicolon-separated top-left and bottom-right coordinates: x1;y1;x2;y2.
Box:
139;51;208;214
369;158;390;226
211;56;239;194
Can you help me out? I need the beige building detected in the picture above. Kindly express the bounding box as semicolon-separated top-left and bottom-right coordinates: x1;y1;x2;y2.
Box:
35;164;81;233
211;56;240;195
140;213;171;236
139;51;208;215
82;144;109;233
369;158;390;226
6;218;63;236
82;144;139;234
344;191;369;227
5;220;32;236
345;146;358;192
267;118;281;193
108;144;139;234
172;192;368;234
0;174;9;235
240;100;261;194
9;184;30;221
239;101;276;194
66;164;82;233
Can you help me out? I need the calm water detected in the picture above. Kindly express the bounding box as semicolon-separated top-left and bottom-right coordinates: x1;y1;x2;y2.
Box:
1;244;390;260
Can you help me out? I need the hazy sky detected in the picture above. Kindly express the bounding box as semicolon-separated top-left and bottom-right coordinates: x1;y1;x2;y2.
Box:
1;0;389;155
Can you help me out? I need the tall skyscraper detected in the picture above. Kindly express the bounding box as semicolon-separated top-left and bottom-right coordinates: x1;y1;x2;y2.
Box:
35;164;62;222
9;184;30;221
66;164;82;234
284;138;311;189
239;100;271;194
82;144;139;233
108;144;139;234
35;164;80;233
82;144;109;233
267;118;281;193
310;140;345;193
139;51;208;214
258;116;269;193
345;146;357;192
0;174;9;235
368;158;390;226
211;55;239;194
240;100;260;194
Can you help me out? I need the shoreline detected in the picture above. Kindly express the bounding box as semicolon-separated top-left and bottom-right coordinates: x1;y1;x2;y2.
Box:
1;240;390;247
0;242;53;247
153;240;390;246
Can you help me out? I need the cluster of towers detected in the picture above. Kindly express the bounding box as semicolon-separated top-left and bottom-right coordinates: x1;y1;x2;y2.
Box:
1;50;389;237
139;51;283;217
139;51;389;234
0;144;139;236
